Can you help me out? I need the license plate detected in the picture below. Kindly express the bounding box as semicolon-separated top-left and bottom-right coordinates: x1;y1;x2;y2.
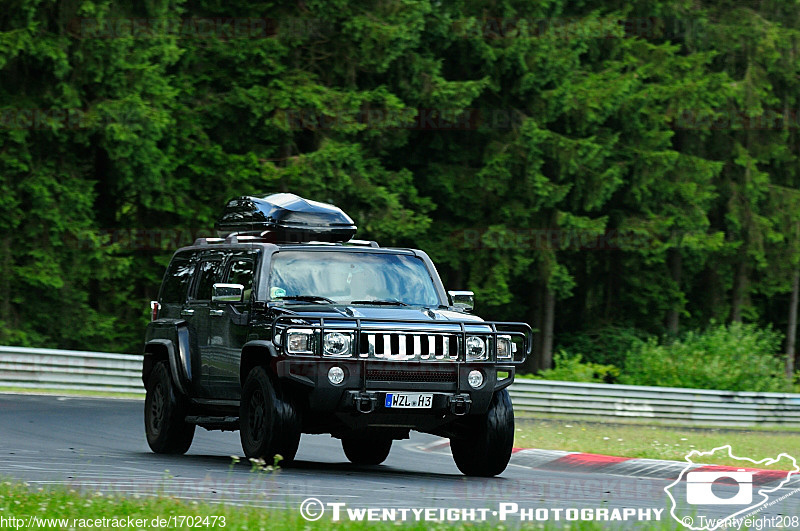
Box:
384;393;433;409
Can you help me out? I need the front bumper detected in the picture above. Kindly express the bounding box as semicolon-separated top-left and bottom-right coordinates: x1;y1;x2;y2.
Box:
275;358;515;417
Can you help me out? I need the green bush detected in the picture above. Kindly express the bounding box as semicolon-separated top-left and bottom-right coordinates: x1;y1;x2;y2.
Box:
618;323;791;392
527;350;620;383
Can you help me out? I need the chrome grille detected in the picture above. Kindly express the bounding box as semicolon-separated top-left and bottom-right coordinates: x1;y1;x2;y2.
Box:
359;332;460;361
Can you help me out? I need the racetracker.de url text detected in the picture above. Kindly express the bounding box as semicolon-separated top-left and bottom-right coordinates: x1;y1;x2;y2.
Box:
0;515;226;529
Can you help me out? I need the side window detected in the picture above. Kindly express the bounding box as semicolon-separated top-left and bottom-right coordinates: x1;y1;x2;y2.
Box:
193;260;224;301
160;253;196;304
227;259;255;301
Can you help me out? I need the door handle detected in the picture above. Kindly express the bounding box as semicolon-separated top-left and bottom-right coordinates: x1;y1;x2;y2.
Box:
209;309;224;317
180;309;195;316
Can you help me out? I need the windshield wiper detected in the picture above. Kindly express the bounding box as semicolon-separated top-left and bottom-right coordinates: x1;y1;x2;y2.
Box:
349;299;409;306
278;295;336;304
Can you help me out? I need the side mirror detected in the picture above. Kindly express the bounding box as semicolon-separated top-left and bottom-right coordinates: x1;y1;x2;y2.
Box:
448;290;474;312
212;283;244;303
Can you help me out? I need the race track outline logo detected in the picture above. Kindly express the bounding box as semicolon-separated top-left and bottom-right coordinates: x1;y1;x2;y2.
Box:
664;445;799;531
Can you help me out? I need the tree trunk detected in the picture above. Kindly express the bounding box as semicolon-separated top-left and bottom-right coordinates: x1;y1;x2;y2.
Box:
730;130;753;324
575;253;589;326
0;235;10;329
786;267;799;378
539;286;555;371
278;143;292;192
704;266;723;321
666;249;682;334
451;267;463;292
667;129;685;335
604;253;620;320
522;285;543;374
730;259;747;323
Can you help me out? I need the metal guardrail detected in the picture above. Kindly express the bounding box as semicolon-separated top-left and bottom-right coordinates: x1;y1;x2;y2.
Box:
0;346;144;394
1;346;799;427
510;379;800;427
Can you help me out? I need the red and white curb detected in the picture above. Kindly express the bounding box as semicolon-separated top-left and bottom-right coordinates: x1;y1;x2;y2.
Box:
419;439;800;487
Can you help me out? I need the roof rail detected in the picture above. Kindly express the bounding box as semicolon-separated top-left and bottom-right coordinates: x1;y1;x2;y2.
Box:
346;239;380;248
196;231;276;245
193;237;224;246
192;234;380;247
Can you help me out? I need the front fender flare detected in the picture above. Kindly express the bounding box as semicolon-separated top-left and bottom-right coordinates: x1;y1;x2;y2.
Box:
239;340;279;385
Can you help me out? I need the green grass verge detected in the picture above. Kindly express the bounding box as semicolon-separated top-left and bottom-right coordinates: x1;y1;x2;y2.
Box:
514;417;800;469
0;480;685;530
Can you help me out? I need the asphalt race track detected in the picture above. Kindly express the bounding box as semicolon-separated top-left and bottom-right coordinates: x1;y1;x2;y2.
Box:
1;394;798;528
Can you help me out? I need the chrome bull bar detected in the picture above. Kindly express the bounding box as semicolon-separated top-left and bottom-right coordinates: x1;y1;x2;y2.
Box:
270;315;532;364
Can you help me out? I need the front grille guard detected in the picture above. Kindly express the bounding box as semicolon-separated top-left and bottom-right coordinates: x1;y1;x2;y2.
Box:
270;315;532;365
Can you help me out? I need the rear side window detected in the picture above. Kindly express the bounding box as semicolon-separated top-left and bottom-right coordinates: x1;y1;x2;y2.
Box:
160;253;196;304
194;260;224;301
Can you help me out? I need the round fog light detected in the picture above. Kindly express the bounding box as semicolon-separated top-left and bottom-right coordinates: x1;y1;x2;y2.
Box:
467;370;484;388
328;366;345;385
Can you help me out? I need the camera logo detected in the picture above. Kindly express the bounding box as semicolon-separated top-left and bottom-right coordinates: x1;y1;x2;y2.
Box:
686;469;752;505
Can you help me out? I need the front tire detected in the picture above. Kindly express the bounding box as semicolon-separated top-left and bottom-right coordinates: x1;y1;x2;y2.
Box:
450;389;514;477
144;361;195;454
240;366;301;462
342;434;393;465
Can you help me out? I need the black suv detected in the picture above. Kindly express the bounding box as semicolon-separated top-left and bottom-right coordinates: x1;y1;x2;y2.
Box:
143;193;531;476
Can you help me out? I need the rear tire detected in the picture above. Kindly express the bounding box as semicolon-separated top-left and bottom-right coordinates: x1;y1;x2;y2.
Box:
240;366;301;463
342;434;392;465
450;389;514;477
144;361;195;454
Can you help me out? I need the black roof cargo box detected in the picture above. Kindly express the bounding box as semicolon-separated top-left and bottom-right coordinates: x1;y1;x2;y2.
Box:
215;193;357;242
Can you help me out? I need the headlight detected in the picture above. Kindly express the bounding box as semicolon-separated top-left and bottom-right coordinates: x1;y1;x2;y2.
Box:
466;336;487;361
496;335;513;359
286;330;315;355
323;332;352;357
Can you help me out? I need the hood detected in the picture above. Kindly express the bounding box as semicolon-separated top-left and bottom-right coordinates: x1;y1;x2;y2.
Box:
272;303;485;323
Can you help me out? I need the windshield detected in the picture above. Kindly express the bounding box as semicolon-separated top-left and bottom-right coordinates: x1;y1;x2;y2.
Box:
268;250;440;306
